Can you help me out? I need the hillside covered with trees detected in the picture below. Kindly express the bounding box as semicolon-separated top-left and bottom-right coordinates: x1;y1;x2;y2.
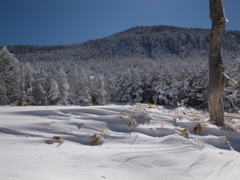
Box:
0;25;240;107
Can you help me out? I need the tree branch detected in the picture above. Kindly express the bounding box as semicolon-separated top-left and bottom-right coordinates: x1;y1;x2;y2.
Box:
223;72;237;86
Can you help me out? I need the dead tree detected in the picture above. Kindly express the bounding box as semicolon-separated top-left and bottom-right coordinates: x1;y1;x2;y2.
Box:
208;0;235;126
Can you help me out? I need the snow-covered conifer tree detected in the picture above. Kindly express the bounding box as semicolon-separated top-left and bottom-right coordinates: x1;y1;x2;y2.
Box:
22;62;35;104
90;75;107;105
115;69;134;102
131;68;144;103
152;70;179;105
54;69;70;105
31;70;47;105
48;79;61;104
67;68;92;105
0;77;9;104
181;71;208;106
0;46;21;104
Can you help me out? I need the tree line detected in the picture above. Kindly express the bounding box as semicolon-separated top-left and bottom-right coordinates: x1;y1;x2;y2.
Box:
0;45;240;108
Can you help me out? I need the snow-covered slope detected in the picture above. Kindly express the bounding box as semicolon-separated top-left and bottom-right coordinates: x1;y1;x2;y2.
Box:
1;104;240;180
6;25;240;61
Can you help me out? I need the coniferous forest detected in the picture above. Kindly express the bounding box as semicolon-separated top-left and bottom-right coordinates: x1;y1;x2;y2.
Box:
1;25;240;107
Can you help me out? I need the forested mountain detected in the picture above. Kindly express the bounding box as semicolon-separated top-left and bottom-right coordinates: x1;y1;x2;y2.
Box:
4;25;240;61
1;25;240;107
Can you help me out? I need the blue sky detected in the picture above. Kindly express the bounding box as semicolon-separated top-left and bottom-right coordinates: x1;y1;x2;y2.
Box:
0;0;239;46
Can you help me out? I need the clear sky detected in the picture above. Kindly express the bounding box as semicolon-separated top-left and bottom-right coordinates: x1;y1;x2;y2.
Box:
0;0;239;46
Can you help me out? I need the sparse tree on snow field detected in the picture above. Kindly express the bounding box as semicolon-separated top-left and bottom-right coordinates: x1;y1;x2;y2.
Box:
208;0;236;126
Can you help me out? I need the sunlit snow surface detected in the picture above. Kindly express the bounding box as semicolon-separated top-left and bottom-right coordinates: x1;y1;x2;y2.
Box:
0;104;240;180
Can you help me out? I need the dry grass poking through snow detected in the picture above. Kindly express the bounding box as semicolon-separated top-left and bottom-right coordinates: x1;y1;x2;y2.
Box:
117;103;240;152
1;103;240;150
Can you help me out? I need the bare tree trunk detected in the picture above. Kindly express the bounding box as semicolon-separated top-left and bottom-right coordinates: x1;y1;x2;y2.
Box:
208;0;226;126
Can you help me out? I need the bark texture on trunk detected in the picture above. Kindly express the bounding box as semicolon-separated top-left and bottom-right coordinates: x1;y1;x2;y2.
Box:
208;0;226;126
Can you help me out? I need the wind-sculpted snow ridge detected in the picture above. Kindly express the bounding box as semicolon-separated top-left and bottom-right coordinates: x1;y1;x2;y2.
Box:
0;104;240;180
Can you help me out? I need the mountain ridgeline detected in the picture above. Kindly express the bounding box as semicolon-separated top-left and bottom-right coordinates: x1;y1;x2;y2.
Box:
1;25;240;107
5;25;240;61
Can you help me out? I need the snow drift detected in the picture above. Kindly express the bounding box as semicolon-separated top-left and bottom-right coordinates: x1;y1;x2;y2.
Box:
0;104;240;180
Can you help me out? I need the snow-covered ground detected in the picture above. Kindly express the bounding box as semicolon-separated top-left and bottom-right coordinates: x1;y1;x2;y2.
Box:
1;104;240;180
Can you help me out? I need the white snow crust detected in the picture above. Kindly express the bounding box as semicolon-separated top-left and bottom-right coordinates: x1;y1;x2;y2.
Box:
0;104;240;180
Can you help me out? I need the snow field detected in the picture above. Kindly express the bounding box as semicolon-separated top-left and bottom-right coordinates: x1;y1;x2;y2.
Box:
0;104;240;180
